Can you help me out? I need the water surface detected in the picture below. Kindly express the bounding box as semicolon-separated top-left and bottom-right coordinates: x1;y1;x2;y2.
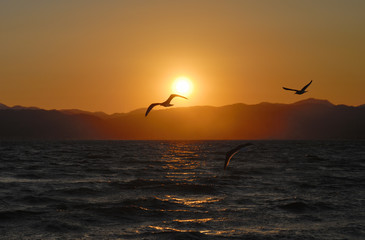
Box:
0;140;364;239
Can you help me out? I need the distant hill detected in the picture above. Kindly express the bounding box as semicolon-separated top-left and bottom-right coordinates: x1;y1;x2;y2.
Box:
0;103;40;110
0;98;364;140
0;109;112;140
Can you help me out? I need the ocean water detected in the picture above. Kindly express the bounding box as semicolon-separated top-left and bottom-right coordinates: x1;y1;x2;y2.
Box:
0;140;364;240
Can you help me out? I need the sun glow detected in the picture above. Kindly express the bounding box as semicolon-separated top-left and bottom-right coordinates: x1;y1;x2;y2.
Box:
172;76;193;97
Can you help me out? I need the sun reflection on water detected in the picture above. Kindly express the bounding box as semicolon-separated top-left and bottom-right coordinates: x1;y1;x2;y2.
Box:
161;151;202;170
173;218;213;223
148;225;186;232
158;142;208;183
162;195;222;207
147;217;232;235
143;142;229;236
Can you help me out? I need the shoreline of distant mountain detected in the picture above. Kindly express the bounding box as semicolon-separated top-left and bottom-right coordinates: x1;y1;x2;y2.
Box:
0;98;364;140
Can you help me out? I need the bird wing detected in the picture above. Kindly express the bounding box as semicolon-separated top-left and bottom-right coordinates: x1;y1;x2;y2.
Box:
166;94;188;104
224;143;253;170
283;87;298;92
224;150;239;170
300;80;312;91
145;103;160;117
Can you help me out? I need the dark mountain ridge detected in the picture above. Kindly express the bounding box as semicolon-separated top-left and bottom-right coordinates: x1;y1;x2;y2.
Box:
0;98;364;140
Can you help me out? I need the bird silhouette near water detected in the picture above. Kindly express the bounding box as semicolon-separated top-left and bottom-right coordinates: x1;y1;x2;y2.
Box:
224;143;253;170
283;80;313;95
145;94;188;117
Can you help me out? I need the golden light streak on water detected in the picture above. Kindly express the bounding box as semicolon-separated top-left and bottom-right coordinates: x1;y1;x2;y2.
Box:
173;218;213;223
162;195;223;207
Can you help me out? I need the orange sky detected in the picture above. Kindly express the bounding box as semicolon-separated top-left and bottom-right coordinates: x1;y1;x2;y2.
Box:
1;1;364;113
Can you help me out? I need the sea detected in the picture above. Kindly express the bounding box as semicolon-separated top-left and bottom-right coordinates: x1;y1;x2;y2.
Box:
0;140;364;240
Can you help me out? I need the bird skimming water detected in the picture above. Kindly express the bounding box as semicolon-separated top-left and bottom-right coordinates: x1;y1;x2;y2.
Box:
145;94;188;117
283;80;313;95
224;143;253;170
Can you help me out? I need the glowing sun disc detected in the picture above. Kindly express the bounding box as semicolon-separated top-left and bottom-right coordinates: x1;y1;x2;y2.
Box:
172;76;193;96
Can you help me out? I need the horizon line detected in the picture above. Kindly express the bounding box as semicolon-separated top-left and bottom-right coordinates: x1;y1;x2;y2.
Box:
1;98;364;116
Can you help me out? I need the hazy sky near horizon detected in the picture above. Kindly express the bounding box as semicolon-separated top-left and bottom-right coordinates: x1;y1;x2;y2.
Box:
1;0;364;113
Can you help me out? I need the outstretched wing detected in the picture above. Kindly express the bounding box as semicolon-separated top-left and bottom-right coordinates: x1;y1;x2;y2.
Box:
224;150;239;170
145;103;160;117
166;94;188;104
224;143;253;170
283;87;298;92
300;80;312;92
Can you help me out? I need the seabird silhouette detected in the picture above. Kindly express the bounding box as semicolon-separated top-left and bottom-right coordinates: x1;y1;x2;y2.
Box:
283;80;313;95
224;143;253;170
145;94;188;117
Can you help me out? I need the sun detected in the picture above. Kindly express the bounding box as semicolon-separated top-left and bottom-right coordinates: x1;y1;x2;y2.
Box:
172;76;193;97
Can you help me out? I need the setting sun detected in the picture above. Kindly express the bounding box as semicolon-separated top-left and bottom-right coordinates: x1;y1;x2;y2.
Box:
172;76;193;97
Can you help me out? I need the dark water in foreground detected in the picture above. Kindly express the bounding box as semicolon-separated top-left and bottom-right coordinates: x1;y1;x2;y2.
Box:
0;140;364;239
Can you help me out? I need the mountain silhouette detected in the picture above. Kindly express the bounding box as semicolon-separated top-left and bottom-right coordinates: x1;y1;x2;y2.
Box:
0;98;364;140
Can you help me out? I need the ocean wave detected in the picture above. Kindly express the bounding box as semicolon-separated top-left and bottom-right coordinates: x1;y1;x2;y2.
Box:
278;201;310;213
135;231;209;240
19;195;60;205
109;179;217;194
69;198;175;221
56;186;104;196
109;179;168;189
84;154;113;159
42;220;85;233
14;173;44;179
0;209;44;222
278;200;335;213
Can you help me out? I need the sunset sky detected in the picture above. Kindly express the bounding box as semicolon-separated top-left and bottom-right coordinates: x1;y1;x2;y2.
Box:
1;0;364;113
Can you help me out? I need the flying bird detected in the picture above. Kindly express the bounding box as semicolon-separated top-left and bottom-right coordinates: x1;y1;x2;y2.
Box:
283;80;313;95
224;143;253;170
145;94;188;117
